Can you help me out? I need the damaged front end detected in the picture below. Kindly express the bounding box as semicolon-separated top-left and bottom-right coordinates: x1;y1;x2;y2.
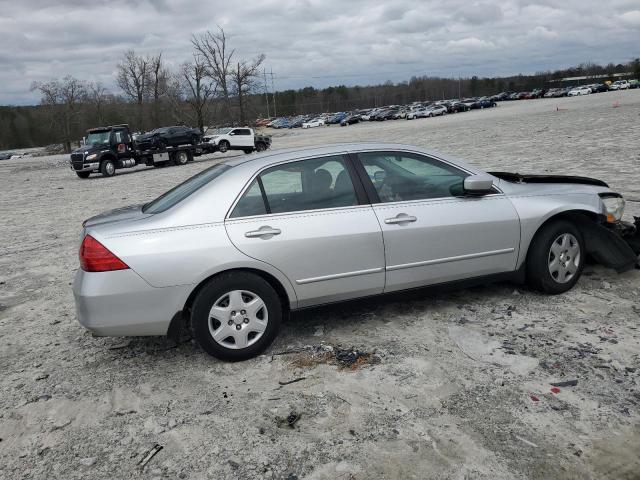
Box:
582;216;640;273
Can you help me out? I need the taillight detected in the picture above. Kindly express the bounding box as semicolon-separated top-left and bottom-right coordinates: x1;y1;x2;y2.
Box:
79;235;129;272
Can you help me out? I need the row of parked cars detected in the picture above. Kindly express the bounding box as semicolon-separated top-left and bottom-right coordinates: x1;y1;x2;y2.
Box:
260;97;499;129
257;79;638;130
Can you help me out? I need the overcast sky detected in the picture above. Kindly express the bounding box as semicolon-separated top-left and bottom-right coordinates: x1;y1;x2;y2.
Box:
1;0;639;105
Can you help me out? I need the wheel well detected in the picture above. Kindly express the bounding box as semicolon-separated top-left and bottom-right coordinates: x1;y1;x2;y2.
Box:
182;268;291;319
526;209;600;259
100;154;116;164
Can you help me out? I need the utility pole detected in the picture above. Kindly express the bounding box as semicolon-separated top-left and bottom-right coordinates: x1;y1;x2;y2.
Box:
270;68;277;117
458;76;461;99
263;68;270;118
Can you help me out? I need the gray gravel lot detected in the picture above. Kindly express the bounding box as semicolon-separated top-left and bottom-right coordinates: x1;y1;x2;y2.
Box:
1;90;639;479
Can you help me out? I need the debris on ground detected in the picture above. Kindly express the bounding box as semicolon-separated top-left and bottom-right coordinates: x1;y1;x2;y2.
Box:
276;411;301;429
551;379;579;387
138;444;163;470
278;377;307;386
285;344;380;370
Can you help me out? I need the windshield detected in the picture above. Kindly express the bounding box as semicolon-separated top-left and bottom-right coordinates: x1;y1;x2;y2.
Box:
86;131;110;145
217;128;233;134
143;164;231;214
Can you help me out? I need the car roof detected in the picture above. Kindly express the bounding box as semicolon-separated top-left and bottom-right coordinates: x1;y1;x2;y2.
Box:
219;142;480;173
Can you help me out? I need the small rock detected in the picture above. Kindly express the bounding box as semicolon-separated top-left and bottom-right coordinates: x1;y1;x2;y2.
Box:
35;373;49;381
79;457;97;467
602;281;612;289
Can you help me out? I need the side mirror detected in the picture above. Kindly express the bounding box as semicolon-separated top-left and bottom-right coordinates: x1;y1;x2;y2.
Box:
229;132;235;136
463;175;494;195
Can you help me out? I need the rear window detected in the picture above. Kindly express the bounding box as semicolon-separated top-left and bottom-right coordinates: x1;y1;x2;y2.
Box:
143;164;231;214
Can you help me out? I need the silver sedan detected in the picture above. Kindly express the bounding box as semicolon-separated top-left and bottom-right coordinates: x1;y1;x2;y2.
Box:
73;143;640;360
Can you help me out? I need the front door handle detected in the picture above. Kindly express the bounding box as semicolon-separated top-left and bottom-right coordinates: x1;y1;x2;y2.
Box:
245;226;282;238
384;213;417;225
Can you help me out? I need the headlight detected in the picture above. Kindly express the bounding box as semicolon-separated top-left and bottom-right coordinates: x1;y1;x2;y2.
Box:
86;153;97;161
601;196;625;222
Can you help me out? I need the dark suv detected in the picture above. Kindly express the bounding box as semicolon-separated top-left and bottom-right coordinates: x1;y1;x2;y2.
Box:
135;126;202;150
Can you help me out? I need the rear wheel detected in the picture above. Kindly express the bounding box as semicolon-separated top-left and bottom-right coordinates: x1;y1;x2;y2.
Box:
243;148;253;154
526;220;584;294
173;150;189;165
100;159;115;177
191;272;282;361
218;140;229;153
76;172;90;179
255;142;266;152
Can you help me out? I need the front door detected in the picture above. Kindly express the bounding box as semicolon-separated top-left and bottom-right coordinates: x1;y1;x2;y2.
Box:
355;151;521;292
225;154;385;307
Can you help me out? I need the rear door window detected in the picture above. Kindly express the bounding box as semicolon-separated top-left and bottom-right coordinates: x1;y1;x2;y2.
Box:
230;155;358;218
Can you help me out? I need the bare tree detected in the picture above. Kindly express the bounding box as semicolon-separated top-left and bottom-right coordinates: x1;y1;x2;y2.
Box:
192;27;234;122
30;75;87;152
116;50;149;129
149;53;169;126
231;54;265;125
175;55;217;133
87;82;109;125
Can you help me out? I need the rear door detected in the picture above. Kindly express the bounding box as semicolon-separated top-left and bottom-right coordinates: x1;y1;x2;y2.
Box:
230;129;254;148
225;154;385;307
353;150;521;292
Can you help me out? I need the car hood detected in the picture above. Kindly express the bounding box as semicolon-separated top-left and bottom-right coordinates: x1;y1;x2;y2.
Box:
83;204;151;228
72;144;106;155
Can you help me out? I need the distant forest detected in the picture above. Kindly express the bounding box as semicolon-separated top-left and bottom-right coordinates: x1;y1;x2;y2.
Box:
1;57;639;151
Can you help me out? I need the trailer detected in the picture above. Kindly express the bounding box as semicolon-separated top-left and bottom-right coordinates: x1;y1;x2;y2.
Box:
69;124;204;178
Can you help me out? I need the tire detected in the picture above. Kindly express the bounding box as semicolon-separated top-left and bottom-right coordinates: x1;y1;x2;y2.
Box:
190;272;282;361
218;140;229;153
76;172;90;179
156;139;167;150
243;148;254;154
173;150;189;166
526;220;585;294
255;142;266;152
100;158;116;177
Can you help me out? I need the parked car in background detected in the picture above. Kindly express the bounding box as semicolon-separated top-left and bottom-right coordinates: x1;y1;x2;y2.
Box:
73;142;640;360
327;112;349;124
609;80;630;90
302;118;325;128
340;114;361;126
203;127;271;154
568;86;591;96
426;105;448;116
589;84;609;93
0;152;11;160
135;125;202;150
477;99;497;108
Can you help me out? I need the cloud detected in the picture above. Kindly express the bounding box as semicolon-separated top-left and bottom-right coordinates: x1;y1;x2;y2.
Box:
618;10;640;28
0;0;638;105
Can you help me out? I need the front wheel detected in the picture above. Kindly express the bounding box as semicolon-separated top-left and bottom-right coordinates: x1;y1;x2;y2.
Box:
218;141;229;153
190;272;282;361
100;159;115;177
526;220;584;294
76;172;90;179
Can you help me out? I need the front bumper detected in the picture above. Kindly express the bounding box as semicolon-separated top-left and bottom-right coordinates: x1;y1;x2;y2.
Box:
583;217;640;273
73;268;194;336
70;162;99;172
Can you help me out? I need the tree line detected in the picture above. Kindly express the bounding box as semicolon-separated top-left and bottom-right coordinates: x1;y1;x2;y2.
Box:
1;48;638;151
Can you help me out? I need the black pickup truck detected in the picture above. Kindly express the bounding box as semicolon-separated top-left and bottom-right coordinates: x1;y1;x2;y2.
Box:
69;124;203;178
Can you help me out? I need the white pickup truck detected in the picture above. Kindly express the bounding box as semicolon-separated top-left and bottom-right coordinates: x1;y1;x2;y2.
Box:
203;127;271;154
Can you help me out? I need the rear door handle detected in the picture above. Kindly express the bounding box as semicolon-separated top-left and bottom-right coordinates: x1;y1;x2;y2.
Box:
245;226;282;238
384;213;417;225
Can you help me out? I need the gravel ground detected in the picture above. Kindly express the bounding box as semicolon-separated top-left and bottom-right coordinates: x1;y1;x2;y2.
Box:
1;90;639;480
